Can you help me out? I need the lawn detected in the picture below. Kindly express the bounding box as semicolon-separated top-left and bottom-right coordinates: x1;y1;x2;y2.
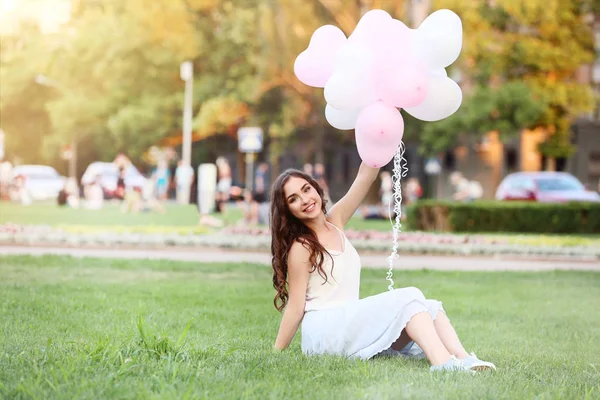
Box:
0;202;202;227
1;256;599;399
0;202;392;232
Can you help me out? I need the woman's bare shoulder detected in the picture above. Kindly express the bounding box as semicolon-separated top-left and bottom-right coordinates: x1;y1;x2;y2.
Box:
288;239;312;272
289;239;311;257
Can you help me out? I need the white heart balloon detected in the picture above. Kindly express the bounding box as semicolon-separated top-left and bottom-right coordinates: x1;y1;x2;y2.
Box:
413;9;462;69
325;104;363;130
404;72;462;122
324;42;378;111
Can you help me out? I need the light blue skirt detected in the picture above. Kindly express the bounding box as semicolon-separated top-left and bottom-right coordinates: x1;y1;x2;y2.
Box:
301;287;444;360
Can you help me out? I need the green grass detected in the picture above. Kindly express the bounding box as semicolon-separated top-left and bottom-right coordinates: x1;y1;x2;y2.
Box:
0;202;201;227
0;202;379;230
0;202;400;234
345;216;395;232
1;256;599;399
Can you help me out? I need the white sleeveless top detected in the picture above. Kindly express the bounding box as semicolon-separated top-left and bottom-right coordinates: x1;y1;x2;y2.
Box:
304;223;362;312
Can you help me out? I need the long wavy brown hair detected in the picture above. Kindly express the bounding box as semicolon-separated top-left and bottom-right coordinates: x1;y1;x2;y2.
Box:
270;169;331;312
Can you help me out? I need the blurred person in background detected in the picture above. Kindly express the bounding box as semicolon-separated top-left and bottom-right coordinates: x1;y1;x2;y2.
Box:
153;159;171;201
215;156;232;213
303;163;313;177
85;174;104;210
313;163;331;210
114;167;126;200
141;173;165;214
406;177;423;204
175;160;194;205
241;189;258;225
253;162;269;204
9;174;31;206
253;162;271;226
58;177;80;208
121;186;143;213
449;172;482;202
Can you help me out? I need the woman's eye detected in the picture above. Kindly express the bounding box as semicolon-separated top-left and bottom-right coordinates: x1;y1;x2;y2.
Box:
304;187;310;193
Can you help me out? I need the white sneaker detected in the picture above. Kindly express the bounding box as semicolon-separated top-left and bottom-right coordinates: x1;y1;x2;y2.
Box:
403;343;427;359
377;342;426;359
430;356;474;373
461;352;496;371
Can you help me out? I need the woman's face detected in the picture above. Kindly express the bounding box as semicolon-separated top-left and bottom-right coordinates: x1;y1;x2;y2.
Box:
283;176;322;220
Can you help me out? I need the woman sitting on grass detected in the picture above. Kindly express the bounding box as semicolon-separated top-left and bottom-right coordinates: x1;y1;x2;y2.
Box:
269;164;496;372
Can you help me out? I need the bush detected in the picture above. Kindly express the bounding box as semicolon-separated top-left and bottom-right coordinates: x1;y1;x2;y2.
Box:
406;200;600;234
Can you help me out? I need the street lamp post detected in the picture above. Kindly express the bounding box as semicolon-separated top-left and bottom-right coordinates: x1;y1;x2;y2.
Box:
180;61;194;168
35;74;78;179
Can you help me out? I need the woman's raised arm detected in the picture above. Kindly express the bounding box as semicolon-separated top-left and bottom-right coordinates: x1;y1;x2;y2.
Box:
328;163;380;228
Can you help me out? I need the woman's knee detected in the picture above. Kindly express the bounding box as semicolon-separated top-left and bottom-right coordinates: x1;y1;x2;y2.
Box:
397;287;426;302
426;300;445;320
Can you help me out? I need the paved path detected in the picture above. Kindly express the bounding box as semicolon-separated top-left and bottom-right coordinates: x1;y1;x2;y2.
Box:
1;245;598;271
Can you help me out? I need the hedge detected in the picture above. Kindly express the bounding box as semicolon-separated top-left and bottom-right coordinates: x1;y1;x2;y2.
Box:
406;200;600;234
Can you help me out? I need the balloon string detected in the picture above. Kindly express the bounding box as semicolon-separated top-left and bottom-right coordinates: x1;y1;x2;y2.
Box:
385;142;408;291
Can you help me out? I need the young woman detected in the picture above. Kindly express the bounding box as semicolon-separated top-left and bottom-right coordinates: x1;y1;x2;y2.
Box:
269;164;496;372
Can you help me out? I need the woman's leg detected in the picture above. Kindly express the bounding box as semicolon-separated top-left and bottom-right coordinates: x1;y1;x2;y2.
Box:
404;311;452;366
432;312;469;359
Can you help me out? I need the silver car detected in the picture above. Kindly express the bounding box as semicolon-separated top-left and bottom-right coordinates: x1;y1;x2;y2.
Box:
11;165;65;201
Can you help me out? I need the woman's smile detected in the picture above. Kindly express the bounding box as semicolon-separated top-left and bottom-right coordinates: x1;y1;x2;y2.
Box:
303;202;316;213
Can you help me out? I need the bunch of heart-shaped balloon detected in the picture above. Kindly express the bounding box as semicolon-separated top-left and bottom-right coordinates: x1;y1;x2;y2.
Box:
293;9;463;167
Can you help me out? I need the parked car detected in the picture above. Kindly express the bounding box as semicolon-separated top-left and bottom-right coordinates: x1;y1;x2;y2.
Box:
495;172;600;203
10;165;65;201
81;162;146;198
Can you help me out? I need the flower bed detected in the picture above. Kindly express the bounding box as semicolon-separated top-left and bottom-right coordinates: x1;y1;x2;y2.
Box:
1;224;598;260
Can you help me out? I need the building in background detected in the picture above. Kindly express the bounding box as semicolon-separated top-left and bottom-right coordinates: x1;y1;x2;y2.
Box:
568;13;600;189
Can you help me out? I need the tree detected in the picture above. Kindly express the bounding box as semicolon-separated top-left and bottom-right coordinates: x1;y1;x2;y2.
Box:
418;81;546;154
0;22;55;165
43;3;194;163
434;0;596;165
0;0;418;171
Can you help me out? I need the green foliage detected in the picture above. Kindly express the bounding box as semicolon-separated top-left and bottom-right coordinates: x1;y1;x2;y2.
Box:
419;82;545;155
407;200;600;234
435;0;596;158
0;203;202;227
0;23;55;163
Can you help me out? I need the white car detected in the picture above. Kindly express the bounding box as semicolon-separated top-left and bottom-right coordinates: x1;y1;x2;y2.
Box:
81;162;146;197
11;165;65;201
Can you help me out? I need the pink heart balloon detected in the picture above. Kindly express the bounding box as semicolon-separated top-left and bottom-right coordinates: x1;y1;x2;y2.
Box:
293;25;347;88
355;102;405;168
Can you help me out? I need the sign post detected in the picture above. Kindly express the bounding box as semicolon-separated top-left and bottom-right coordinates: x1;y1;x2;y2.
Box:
424;158;441;175
180;61;194;168
237;127;263;191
